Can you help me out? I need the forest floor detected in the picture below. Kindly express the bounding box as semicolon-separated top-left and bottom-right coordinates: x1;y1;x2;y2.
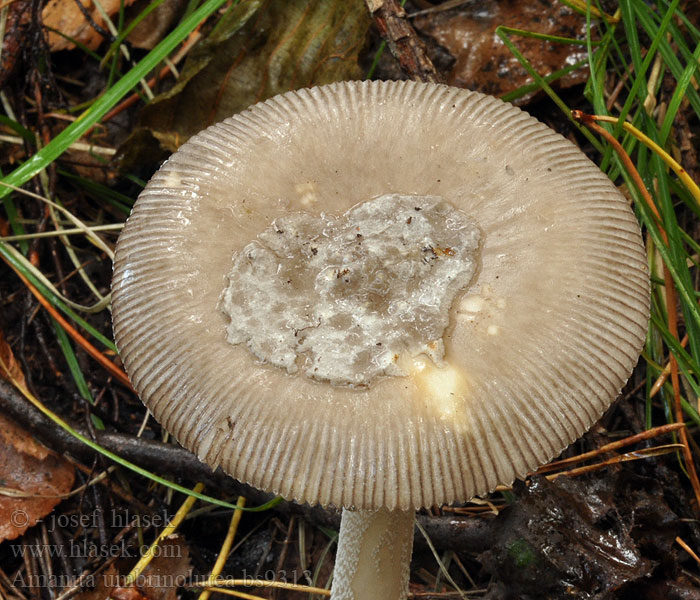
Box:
1;1;700;599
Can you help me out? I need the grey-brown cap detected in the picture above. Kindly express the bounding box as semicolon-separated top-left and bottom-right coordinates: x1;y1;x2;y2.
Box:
111;80;649;511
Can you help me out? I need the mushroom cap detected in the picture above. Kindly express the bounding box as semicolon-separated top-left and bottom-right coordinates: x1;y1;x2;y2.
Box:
112;81;649;511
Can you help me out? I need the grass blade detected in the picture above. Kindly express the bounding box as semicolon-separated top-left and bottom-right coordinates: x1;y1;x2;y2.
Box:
0;0;232;200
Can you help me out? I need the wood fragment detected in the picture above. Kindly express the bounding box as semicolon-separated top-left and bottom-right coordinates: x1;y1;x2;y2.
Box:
536;422;687;473
676;536;700;568
364;0;441;83
0;0;33;89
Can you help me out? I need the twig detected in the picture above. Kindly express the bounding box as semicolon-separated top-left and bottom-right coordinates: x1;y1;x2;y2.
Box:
407;1;470;18
0;379;494;553
124;482;204;586
536;422;686;473
69;0;111;42
0;378;220;483
650;334;689;397
408;593;486;599
199;497;247;600
198;589;261;600
364;0;440;83
0;134;116;156
544;443;684;480
272;515;295;593
676;536;700;568
189;578;330;596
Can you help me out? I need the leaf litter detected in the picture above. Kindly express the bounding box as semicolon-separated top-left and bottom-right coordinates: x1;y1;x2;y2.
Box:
0;412;75;542
43;0;138;51
412;0;590;103
120;0;370;167
75;536;191;600
0;331;75;542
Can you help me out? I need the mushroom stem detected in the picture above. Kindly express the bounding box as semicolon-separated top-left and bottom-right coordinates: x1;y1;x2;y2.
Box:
331;508;415;600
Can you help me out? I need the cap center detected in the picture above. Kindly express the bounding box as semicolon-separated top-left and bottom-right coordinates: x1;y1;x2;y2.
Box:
219;194;480;386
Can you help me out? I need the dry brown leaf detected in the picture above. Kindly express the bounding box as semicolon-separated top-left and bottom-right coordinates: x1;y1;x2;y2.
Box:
77;536;191;600
0;413;75;542
43;0;137;51
110;587;149;600
0;328;27;389
131;535;191;600
414;0;590;104
73;566;122;600
132;0;369;155
125;0;187;50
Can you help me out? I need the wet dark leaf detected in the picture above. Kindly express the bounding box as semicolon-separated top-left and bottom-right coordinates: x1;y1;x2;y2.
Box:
479;475;655;599
413;0;590;104
76;566;123;600
0;0;32;89
128;0;370;161
121;536;191;600
126;0;188;50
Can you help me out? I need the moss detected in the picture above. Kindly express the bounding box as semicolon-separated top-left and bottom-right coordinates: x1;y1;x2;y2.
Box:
506;539;537;569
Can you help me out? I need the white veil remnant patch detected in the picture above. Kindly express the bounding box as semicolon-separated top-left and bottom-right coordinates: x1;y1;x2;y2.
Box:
219;194;481;386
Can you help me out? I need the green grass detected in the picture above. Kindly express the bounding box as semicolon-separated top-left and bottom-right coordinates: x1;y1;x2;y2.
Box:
500;1;700;443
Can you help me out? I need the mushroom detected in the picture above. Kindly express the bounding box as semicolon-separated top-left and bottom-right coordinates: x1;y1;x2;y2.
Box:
112;81;649;599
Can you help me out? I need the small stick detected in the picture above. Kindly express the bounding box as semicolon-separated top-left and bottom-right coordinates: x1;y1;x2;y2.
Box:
201;589;262;600
676;536;700;568
650;333;689;397
545;443;684;480
190;579;330;596
272;515;295;592
364;0;440;83
536;422;686;473
199;496;247;600
124;482;205;586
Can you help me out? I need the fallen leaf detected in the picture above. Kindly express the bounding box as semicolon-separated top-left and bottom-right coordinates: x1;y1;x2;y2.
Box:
131;535;191;600
43;0;137;51
77;536;191;600
0;328;27;389
0;413;75;542
110;587;148;600
122;0;370;165
74;566;122;600
479;475;654;597
126;0;188;50
413;0;590;104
